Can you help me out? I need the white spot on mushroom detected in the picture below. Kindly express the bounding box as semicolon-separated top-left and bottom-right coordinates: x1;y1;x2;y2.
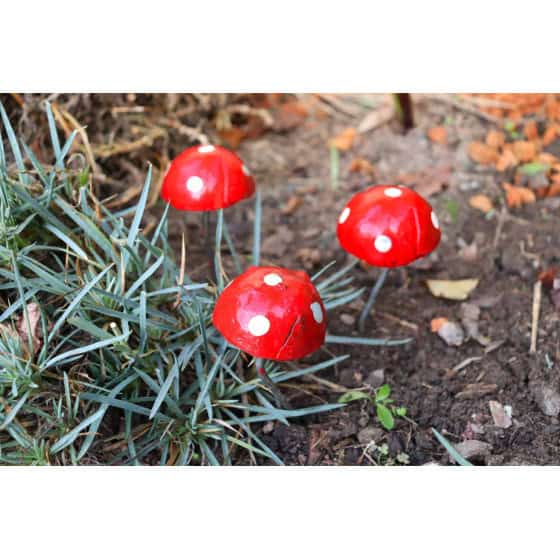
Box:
198;145;215;153
242;164;251;176
264;273;283;286
186;176;204;194
339;207;351;224
310;302;323;323
384;187;402;198
247;315;270;336
374;235;392;253
431;211;440;229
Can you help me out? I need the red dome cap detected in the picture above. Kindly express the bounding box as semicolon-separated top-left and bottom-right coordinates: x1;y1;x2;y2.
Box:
212;266;327;361
161;145;255;211
337;185;441;268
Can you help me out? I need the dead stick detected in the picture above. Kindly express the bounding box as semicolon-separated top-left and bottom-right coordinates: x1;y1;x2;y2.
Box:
530;280;542;354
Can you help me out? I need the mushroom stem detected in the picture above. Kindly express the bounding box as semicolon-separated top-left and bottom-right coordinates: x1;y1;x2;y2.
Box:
256;358;291;410
202;211;216;283
358;267;388;333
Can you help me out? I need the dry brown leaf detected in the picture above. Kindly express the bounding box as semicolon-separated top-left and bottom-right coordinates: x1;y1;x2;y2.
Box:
348;158;375;176
502;182;536;208
426;278;479;301
272;101;309;131
469;194;494;213
396;165;452;198
329;128;357;151
512;141;537;163
485;130;505;149
217;127;245;149
430;317;449;332
357;104;394;133
496;147;518;172
428;126;447;145
468;141;499;165
281;195;303;215
523;120;538;141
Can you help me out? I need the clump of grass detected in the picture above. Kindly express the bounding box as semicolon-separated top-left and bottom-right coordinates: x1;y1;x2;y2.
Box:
0;102;372;465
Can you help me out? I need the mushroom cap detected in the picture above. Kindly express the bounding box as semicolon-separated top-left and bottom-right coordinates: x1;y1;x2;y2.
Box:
337;184;441;267
161;145;255;211
212;266;327;361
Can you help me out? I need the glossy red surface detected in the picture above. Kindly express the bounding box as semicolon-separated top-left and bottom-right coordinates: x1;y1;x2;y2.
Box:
161;145;255;211
337;185;441;267
212;266;327;361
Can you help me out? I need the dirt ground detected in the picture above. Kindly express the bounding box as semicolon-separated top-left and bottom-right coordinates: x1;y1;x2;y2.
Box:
175;95;559;466
4;93;560;465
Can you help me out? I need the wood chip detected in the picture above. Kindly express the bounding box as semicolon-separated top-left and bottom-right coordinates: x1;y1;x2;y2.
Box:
456;383;498;400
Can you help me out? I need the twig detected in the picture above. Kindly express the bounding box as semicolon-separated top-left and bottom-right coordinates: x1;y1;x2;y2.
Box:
530;280;542;354
421;94;502;125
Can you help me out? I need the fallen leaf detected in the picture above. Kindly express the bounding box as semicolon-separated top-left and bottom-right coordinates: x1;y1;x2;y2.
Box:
349;158;375;176
538;267;559;289
542;124;558;146
485;130;505;149
468;141;499;165
357;104;394;133
523;120;538;141
495;147;518;172
517;161;549;176
469;194;493;213
426;278;479;301
428;126;447;145
548;181;560;197
281;195;303;215
329;127;357;151
502;182;536;208
512;141;537;163
430;317;449;332
396;165;452;198
489;400;512;429
218;127;245;149
271;101;309;131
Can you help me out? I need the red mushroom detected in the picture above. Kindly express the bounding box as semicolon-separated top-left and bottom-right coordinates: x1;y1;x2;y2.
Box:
161;144;255;286
212;266;326;362
337;184;441;331
161;144;255;211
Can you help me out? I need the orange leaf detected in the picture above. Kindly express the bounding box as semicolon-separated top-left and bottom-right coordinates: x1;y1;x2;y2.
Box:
502;182;536;208
218;127;246;149
430;317;449;332
495;147;518;172
428;126;447;145
523;120;538;141
468;141;499;165
542;124;558;147
485;130;505;149
349;158;375;176
512;141;537;163
537;152;557;165
469;194;494;213
329;127;357;151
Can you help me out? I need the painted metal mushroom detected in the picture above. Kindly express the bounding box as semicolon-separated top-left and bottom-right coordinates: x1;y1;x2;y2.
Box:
337;184;441;331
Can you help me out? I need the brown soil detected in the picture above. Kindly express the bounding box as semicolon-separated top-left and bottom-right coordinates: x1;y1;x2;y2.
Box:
204;95;559;466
